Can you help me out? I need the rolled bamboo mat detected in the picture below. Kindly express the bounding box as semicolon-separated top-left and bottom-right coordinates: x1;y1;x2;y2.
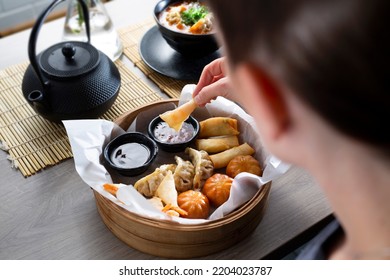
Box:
0;60;162;177
118;19;187;99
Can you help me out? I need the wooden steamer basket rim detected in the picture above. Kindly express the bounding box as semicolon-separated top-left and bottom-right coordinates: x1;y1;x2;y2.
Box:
93;99;272;258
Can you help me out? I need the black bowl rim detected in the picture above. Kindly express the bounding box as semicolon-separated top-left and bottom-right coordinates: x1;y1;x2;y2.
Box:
103;132;158;173
147;115;200;150
153;0;216;38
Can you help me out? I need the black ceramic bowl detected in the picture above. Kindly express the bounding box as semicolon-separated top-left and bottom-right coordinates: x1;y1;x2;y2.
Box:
154;0;219;57
104;132;158;176
148;115;199;152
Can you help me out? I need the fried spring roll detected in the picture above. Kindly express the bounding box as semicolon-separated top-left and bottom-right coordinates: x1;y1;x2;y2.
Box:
199;117;239;138
195;135;240;154
209;143;255;169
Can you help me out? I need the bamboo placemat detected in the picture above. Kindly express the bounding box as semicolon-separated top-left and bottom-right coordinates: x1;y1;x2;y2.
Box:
0;60;162;177
118;19;188;99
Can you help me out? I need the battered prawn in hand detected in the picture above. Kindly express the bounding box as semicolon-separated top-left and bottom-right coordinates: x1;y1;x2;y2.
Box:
160;99;198;131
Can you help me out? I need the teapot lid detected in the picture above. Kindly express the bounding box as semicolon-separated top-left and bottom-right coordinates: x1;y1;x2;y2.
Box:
39;41;100;79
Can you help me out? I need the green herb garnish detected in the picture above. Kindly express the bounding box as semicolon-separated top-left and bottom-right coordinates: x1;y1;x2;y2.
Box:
181;4;208;26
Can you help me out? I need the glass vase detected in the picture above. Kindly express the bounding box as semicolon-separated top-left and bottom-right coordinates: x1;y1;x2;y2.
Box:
62;0;123;61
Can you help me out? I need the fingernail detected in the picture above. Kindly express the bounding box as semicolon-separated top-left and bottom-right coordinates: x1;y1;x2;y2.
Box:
193;95;201;105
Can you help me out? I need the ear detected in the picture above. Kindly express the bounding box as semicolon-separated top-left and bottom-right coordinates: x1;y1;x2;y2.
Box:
234;63;290;140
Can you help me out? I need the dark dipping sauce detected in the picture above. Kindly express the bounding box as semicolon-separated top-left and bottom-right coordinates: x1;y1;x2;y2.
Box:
110;143;150;169
153;121;195;144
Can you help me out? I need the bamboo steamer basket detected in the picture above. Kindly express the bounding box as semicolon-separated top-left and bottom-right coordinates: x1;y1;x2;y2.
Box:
93;99;272;258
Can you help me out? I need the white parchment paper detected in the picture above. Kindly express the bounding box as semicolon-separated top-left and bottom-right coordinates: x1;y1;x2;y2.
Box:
63;84;290;224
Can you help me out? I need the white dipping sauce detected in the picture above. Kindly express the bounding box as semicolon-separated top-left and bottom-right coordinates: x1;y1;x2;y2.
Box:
110;143;150;169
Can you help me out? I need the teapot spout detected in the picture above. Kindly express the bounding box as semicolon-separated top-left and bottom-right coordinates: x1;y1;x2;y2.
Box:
27;90;49;114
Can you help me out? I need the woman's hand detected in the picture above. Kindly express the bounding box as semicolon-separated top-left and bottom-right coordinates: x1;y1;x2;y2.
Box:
192;57;235;106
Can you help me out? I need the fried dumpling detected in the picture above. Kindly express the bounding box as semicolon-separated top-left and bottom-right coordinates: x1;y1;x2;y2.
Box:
173;156;195;192
134;164;176;197
160;99;197;131
185;147;214;190
155;170;178;206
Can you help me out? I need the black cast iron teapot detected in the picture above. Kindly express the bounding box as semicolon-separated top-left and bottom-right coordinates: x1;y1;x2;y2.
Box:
22;0;121;123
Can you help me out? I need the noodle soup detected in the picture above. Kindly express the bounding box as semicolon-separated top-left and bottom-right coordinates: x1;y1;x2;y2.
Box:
159;1;214;35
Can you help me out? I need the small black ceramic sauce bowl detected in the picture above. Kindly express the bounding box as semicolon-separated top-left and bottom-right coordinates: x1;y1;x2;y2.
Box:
104;132;158;176
148;115;199;152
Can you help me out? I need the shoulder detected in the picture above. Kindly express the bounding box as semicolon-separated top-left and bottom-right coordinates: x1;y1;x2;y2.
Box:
296;218;343;260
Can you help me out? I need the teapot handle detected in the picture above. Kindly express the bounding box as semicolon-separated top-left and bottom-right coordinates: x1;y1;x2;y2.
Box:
28;0;91;87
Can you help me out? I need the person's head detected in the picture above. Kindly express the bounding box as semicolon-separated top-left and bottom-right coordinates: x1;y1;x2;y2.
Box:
207;0;389;162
